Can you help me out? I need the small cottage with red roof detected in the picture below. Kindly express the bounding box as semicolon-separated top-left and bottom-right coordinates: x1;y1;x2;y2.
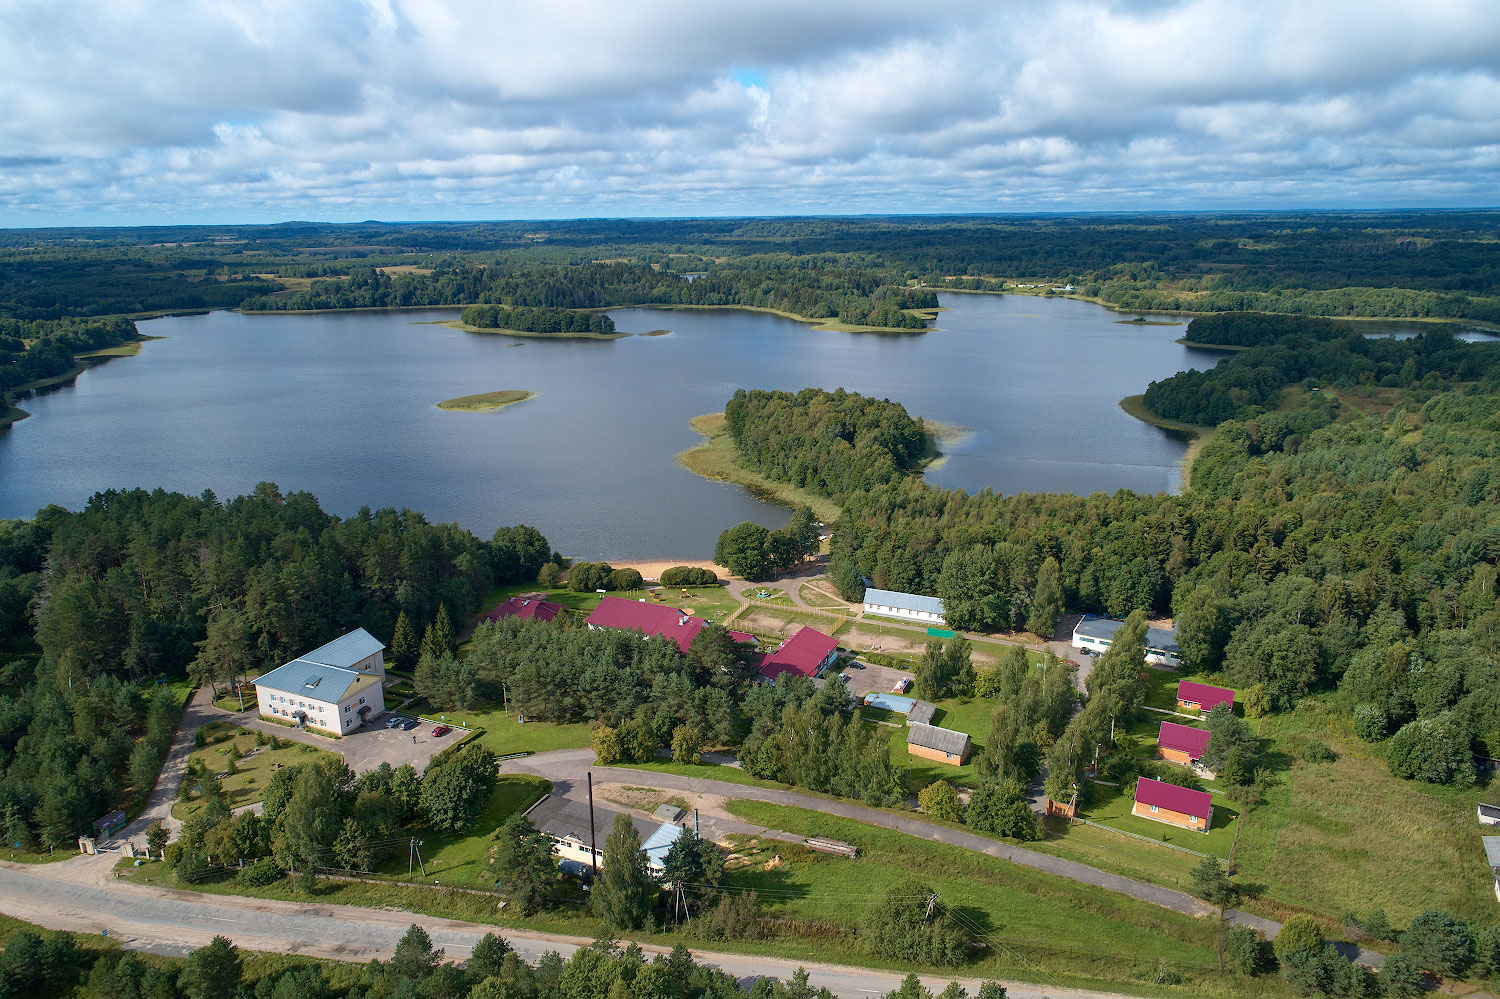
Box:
1133;777;1213;833
1157;721;1212;772
755;626;839;682
584;595;755;654
487;596;564;624
1176;680;1234;714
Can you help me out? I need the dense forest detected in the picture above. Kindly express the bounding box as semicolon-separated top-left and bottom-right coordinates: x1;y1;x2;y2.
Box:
238;258;936;331
0;316;140;422
716;327;1500;788
724;388;935;502
0;484;551;848
5;212;1498;328
1142;321;1500;425
459;304;616;335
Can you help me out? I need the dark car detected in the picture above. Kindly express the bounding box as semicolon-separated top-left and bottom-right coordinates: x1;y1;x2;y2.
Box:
431;724;451;737
400;718;419;731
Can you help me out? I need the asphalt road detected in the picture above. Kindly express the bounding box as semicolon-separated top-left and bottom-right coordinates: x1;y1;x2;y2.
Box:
0;862;1135;999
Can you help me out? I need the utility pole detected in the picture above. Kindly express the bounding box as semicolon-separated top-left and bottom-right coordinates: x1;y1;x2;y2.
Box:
587;771;599;877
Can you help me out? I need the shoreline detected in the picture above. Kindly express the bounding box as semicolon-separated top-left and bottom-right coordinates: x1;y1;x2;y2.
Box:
675;412;842;524
433;319;628;340
1118;394;1215;493
2;335;161;430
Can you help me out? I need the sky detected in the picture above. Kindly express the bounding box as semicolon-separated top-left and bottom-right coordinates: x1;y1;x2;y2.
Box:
1;0;1498;225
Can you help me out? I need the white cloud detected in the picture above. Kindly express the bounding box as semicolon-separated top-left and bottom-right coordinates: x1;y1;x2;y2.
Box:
0;0;1497;223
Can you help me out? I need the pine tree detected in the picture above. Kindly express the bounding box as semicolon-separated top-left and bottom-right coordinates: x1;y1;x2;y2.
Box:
592;812;654;930
420;605;454;660
390;611;417;670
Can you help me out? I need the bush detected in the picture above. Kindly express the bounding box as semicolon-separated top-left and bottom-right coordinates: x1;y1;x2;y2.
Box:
1362;908;1393;942
1380;952;1426;998
1353;703;1388;742
1301;740;1335;764
660;566;717;586
693;891;766;940
193;729;207;749
862;878;968;966
1226;926;1276;976
568;561;615;592
965;780;1039;840
174;847;211;885
592;725;622;765
917;780;964;823
235;857;282;888
1274;915;1324;965
609;568;644;591
537;563;563;587
1387;716;1476;785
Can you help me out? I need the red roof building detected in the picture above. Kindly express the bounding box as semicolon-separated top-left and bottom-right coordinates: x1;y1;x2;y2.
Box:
487;596;564;624
756;626;839;681
584;595;755;654
1176;680;1234;713
1156;721;1211;763
1133;777;1213;832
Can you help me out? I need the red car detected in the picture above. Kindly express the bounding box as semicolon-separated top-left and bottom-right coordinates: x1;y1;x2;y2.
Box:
431;725;450;737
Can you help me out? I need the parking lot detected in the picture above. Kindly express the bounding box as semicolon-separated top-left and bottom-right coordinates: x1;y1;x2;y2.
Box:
338;712;471;773
832;658;914;701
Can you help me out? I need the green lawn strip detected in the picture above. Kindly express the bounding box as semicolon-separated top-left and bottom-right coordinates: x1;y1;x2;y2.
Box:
797;584;852;613
113;853;1273;997
735;605;848;635
172;722;340;820
375;776;550;888
718;801;1272;996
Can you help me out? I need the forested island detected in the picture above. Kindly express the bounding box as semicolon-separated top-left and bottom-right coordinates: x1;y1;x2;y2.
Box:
459;304;617;337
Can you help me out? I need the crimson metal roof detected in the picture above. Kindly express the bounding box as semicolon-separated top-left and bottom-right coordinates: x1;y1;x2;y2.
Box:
1135;776;1212;817
488;596;563;623
1157;721;1211;758
1176;681;1234;710
756;626;837;680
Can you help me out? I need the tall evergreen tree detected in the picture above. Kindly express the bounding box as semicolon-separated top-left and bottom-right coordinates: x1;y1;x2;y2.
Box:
1026;557;1065;638
592;812;655;930
390;610;417;670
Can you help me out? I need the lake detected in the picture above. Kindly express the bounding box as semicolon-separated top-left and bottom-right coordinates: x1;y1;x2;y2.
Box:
2;294;1218;558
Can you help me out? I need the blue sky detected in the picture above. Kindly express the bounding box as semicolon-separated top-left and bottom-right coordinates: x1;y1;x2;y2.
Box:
1;0;1498;226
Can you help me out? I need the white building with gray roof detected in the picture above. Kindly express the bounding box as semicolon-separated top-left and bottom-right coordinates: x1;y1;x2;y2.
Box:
1072;616;1181;667
250;628;387;735
863;588;946;626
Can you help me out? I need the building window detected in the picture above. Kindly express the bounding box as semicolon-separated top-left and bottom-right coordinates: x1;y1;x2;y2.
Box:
1150;805;1159;813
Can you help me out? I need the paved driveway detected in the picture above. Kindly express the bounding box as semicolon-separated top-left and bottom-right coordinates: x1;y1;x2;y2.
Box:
838;660;913;700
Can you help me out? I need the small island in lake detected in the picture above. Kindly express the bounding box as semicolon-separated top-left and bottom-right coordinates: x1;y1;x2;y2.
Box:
436;390;536;413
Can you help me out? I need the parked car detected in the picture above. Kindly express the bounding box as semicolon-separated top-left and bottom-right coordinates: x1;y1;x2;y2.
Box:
848;662;864;669
385;716;402;729
838;672;851;683
431;725;451;737
400;718;419;731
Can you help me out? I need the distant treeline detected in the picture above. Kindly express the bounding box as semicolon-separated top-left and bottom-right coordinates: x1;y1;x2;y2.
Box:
724;387;934;502
240;258;937;330
7;211;1500;324
1143;318;1500;425
0;315;138;395
460;304;615;335
1182;312;1342;348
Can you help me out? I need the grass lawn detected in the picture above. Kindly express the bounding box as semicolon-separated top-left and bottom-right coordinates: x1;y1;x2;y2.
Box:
477;581;740;625
718;801;1280;997
1079;781;1237;859
739;586;793;607
171;722;339;820
377;775;549;888
436;389;536;413
403;698;592;758
1229;699;1496;924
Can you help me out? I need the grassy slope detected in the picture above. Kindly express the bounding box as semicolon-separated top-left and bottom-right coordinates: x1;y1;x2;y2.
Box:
375;775;549;887
719;801;1289;997
676;412;843;524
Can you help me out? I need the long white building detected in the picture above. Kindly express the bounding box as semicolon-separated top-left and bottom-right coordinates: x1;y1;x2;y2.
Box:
250;628;387;735
862;588;946;625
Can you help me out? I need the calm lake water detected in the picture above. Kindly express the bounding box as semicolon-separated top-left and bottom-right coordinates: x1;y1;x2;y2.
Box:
1;294;1225;557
